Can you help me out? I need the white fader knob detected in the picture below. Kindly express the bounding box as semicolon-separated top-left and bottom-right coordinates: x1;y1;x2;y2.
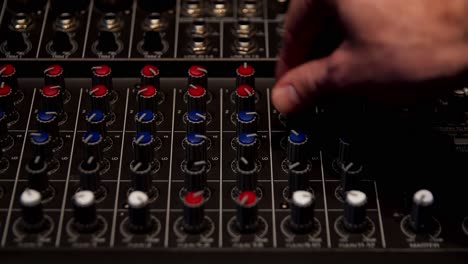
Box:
410;189;435;233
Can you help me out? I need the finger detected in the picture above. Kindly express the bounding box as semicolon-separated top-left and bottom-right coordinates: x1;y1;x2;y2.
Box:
276;0;336;78
272;50;350;113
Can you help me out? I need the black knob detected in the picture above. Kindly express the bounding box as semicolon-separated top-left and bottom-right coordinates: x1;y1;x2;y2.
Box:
0;82;15;115
133;132;155;166
8;0;47;12
236;111;257;138
51;0;90;12
30;131;53;161
287;130;308;170
89;85;111;115
236;63;255;88
0;64;18;95
186;110;206;135
235;84;255;113
97;31;119;53
410;189;435;233
6;30;27;53
39;85;64;113
25;156;49;194
72;190;99;233
187;65;208;88
78;156;101;193
235;190;258;233
288;162;309;194
236;159;257;192
334;137;363;175
20;189;46;232
448;89;467;124
340;162;363;193
95;0;133;12
183;191;206;234
140;65;160;88
136;85;158;113
92;65;113;91
138;0;175;12
185;132;207;168
184;160;207;192
44;64;65;88
130;161;153;194
187;84;207;114
85;110;107;137
51;31;73;53
289;190;315;234
343;190;368;232
36;111;60;140
127;191;153;233
82;131;103;162
135;110;157;134
143;31;164;53
237;133;258;171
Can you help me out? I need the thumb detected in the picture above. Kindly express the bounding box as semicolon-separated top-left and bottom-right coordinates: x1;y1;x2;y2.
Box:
272;52;348;113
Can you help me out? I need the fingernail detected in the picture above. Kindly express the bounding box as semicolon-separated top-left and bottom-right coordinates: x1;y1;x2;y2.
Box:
284;84;300;105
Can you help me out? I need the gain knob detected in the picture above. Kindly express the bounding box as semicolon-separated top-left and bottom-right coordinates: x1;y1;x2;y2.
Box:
130;161;154;194
136;85;158;113
237;133;258;171
135;110;157;134
184;160;207;192
235;84;255;113
89;85;111;115
410;189;435;233
187;84;207;114
36;111;60;141
44;65;65;88
133;132;155;167
236;111;257;138
287;130;308;170
92;65;113;91
289;190;315;234
343;190;368;232
127;191;153;233
25;156;49;195
78;156;101;193
236;63;255;88
82;131;103;163
85;110;107;137
0;64;18;95
39;85;64;113
140;65;160;88
186;110;206;135
235;190;258;233
0;82;15;115
72;190;99;233
183;191;206;234
188;65;208;88
20;189;46;232
185;132;207;168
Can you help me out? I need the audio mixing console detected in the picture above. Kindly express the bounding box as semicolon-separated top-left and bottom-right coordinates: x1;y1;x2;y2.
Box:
0;0;468;263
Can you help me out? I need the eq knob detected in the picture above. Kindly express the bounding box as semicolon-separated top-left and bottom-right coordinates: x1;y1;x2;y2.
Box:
184;160;207;192
236;111;257;138
95;0;133;12
86;110;107;137
44;65;65;88
78;156;101;193
135;110;157;133
186;110;206;134
138;0;175;12
36;111;60;141
127;191;153;233
51;31;73;54
39;85;64;113
0;82;15;115
133;132;155;167
334;137;363;175
340;162;363;193
410;189;435;233
6;30;27;54
236;158;257;192
183;191;206;234
130;161;153;194
0;64;18;95
236;63;255;88
188;65;208;88
290;190;315;234
343;190;368;232
97;31;119;53
235;84;255;113
187;84;207;114
25;156;49;195
288;162;310;194
89;85;111;115
92;65;113;91
237;133;258;171
30;131;53;161
235;190;258;233
140;65;160;88
20;189;46;232
82;131;103;163
186;132;207;168
137;85;158;112
72;190;99;233
287;130;308;170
